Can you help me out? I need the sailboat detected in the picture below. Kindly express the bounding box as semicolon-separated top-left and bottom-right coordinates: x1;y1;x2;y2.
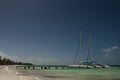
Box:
68;32;94;68
68;32;110;68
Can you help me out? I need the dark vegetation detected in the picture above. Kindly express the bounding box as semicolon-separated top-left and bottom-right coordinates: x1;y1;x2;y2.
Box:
0;56;32;65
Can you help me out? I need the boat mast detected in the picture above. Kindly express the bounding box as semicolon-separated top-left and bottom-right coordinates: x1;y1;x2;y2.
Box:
87;33;93;62
80;31;82;64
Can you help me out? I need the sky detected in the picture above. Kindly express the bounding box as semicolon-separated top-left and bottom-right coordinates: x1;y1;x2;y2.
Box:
0;0;120;65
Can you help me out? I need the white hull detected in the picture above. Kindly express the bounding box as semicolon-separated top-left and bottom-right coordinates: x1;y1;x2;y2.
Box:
103;65;110;68
68;65;94;68
68;64;110;68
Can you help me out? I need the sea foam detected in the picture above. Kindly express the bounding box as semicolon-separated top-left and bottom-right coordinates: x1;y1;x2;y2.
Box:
35;77;42;80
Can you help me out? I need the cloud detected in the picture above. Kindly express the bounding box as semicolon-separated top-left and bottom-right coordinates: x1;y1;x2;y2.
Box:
0;51;58;65
102;48;111;53
102;46;119;53
24;57;57;65
0;51;11;59
111;46;118;49
101;46;120;65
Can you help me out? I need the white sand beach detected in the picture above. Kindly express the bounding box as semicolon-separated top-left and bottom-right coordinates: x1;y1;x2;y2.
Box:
0;66;40;80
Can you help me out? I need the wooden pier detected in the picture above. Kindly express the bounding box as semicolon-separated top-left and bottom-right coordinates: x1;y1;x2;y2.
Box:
16;65;82;70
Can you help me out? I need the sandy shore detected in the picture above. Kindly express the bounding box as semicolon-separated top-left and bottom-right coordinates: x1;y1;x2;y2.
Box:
0;66;41;80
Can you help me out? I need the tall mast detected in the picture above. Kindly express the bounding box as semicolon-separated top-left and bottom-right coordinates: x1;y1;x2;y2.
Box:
87;33;93;62
80;31;82;64
90;33;93;62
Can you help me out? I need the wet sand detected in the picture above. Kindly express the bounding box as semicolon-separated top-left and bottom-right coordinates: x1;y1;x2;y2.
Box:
0;66;40;80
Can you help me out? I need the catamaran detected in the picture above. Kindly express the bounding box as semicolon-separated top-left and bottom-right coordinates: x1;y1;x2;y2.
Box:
68;32;110;68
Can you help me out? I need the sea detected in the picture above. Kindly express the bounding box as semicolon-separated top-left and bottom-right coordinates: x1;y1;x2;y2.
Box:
16;67;120;80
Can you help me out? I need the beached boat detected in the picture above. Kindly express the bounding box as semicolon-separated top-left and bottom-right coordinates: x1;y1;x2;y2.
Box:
68;32;110;68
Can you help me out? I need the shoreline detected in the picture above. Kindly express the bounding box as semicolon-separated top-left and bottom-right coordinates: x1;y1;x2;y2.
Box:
1;65;120;80
0;65;42;80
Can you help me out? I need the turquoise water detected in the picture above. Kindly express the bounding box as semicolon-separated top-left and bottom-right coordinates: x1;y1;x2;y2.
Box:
17;67;120;80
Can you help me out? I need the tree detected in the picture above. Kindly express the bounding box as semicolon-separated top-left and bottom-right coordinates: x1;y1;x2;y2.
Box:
0;56;32;65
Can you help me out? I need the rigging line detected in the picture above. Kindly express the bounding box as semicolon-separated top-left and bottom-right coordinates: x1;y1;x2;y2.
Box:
87;33;93;62
80;31;82;64
73;40;80;64
87;34;91;62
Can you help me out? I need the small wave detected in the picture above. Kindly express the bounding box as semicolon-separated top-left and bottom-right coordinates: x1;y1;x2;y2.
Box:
16;71;19;75
35;77;42;80
4;66;12;73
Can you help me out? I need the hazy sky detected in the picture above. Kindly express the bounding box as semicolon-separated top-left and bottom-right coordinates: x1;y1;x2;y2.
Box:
0;0;120;65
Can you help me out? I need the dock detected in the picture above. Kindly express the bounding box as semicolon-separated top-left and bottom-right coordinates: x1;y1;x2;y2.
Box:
16;65;83;70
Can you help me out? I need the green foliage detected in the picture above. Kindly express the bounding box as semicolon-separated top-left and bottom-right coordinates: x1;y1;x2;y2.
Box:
0;56;32;65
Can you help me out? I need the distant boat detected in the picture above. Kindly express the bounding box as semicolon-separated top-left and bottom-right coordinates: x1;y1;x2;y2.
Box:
68;32;110;68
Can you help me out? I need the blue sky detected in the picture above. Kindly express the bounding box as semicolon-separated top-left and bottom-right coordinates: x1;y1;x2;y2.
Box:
0;0;120;65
